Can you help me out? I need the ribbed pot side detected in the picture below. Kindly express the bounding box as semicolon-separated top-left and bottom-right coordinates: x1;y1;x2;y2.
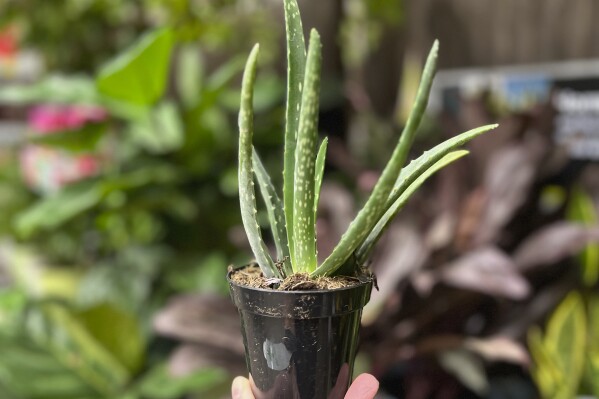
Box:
228;268;373;399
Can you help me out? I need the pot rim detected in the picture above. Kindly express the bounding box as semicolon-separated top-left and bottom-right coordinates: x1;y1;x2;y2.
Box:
228;265;374;318
227;265;373;295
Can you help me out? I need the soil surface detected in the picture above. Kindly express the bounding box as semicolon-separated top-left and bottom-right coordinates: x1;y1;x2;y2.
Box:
229;264;368;291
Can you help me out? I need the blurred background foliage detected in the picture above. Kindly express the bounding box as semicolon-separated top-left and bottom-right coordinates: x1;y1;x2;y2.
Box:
0;0;598;398
0;0;287;396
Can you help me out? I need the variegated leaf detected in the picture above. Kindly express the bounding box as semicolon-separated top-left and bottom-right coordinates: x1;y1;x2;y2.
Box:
312;40;439;277
293;29;321;273
283;0;307;267
253;148;292;276
238;44;277;277
356;150;469;263
314;137;328;222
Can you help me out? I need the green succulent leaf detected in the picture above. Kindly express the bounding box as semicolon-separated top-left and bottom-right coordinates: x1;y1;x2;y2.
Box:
356;150;469;263
283;0;307;267
355;123;497;262
313;40;439;277
293;30;322;273
252;148;292;276
314;137;328;221
238;44;277;278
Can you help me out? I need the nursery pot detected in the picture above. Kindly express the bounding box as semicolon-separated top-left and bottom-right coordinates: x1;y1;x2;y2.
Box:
228;267;373;399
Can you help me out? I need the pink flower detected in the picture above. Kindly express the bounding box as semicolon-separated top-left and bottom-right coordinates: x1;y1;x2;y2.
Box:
76;155;100;176
22;104;107;193
28;105;107;135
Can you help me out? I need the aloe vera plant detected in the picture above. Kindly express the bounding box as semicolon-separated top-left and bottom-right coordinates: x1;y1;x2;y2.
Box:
238;0;497;279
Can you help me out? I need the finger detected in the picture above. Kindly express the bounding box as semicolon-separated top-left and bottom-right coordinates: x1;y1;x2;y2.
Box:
232;376;254;399
344;373;379;399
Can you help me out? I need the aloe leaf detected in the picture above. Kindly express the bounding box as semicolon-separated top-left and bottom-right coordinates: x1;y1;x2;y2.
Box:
312;40;439;277
293;29;322;273
357;123;497;263
314;137;328;220
252;148;292;276
356;150;469;263
283;0;307;267
238;44;277;278
384;124;496;210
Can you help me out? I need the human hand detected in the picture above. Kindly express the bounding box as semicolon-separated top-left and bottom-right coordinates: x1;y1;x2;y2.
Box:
231;373;379;399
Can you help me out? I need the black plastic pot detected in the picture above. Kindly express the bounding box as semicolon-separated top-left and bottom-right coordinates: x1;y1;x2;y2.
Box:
228;267;373;399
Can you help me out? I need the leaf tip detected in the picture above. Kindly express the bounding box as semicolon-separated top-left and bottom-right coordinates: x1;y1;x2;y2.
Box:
430;39;440;59
309;28;321;43
482;123;499;132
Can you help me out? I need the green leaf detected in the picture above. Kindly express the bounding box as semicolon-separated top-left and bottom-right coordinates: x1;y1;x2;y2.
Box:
386;124;496;210
567;187;599;286
253;148;292;276
313;40;439;277
165;253;229;295
29;123;107;153
0;302;129;399
0;380;19;399
133;364;227;399
196;56;248;116
206;56;246;92
588;356;599;397
587;295;599;396
528;326;561;398
314;137;328;221
176;44;204;108
77;247;164;312
96;29;174;105
283;0;307;267
15;181;103;238
293;29;322;274
356;150;469;263
238;44;277;277
129;101;184;154
0;75;100;105
0;337;99;399
99;161;179;193
351;123;497;262
0;288;26;332
76;304;144;374
589;295;599;350
545;292;587;398
39;267;84;301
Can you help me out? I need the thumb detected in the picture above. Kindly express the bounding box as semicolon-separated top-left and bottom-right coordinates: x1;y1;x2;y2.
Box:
345;373;379;399
232;376;254;399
